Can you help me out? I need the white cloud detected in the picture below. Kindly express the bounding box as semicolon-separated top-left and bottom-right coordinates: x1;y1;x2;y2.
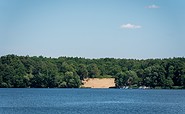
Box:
145;4;160;9
120;23;142;29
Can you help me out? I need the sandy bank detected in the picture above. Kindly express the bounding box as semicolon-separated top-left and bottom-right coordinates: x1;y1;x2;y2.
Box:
82;78;115;88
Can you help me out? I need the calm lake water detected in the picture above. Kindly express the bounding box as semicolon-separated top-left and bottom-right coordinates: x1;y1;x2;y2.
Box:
0;89;185;114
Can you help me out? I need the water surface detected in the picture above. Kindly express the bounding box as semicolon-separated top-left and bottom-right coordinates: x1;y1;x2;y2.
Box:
0;89;185;114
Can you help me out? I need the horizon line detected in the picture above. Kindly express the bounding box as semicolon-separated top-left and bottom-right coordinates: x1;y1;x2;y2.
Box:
0;54;184;60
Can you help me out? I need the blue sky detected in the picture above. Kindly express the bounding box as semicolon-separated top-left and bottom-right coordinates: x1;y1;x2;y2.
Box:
0;0;185;59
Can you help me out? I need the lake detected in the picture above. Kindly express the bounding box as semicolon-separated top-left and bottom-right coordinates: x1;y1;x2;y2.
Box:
0;89;185;114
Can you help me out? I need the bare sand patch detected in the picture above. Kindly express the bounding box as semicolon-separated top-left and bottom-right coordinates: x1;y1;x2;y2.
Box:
82;78;115;88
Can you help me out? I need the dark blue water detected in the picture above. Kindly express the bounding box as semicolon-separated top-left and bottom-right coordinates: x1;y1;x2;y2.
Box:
0;89;185;114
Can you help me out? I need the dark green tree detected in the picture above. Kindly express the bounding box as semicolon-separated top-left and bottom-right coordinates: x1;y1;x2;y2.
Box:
115;72;129;88
77;64;88;80
62;72;81;88
88;64;100;78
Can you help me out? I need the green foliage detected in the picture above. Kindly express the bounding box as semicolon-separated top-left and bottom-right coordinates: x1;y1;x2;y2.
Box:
115;72;129;88
115;70;139;88
182;75;185;88
98;75;113;78
0;54;185;88
77;64;88;80
87;64;100;78
62;72;81;88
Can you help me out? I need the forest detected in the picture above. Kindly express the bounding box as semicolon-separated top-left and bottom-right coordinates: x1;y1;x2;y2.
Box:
0;54;185;89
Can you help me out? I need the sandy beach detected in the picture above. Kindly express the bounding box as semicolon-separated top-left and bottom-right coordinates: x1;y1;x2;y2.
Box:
82;78;115;88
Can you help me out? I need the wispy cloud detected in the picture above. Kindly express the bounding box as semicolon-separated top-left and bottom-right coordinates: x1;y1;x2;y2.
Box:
145;4;160;9
120;23;142;29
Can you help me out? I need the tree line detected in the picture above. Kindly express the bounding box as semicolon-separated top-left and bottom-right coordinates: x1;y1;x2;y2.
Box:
0;54;185;88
